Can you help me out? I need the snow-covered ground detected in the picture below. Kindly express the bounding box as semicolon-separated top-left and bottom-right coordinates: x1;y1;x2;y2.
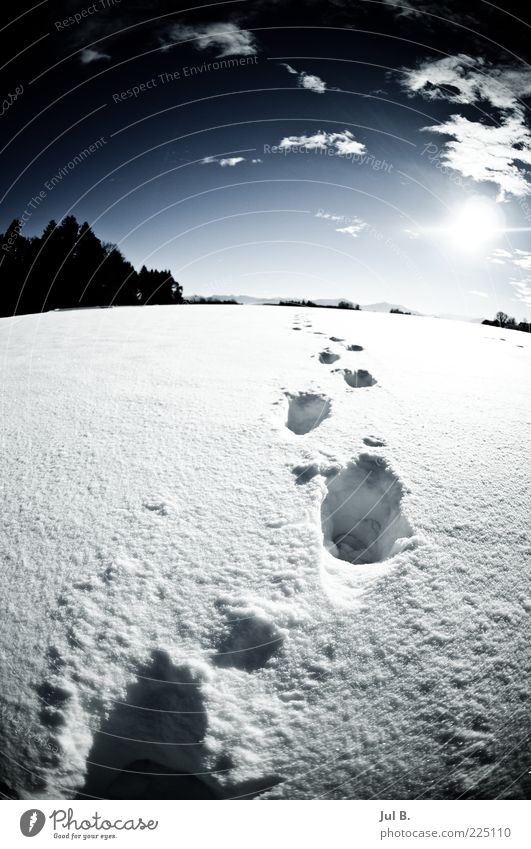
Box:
0;305;529;800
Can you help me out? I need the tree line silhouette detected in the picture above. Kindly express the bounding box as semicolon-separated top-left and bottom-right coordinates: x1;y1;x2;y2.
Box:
482;311;530;334
277;299;361;309
4;216;528;334
0;215;183;317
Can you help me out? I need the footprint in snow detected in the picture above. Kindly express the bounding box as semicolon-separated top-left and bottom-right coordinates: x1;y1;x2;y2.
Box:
321;454;413;565
80;649;281;799
79;649;214;800
285;392;331;435
346;344;364;352
339;368;377;388
329;336;344;342
213;610;285;672
319;349;340;365
363;435;386;447
143;500;169;516
291;462;320;485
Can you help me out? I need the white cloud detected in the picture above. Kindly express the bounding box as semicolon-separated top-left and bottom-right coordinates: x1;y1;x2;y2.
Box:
80;48;110;64
281;63;327;94
489;247;531;269
316;211;367;236
316;211;345;222
165;22;257;57
336;219;367;238
402;55;531;111
202;156;246;167
402;55;531;200
469;290;489;298
425;113;531;201
488;247;531;308
219;157;245;167
278;130;366;156
300;74;327;94
509;280;531;307
514;254;531;270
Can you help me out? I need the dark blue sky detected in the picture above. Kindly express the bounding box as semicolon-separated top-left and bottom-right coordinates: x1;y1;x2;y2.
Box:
2;0;531;315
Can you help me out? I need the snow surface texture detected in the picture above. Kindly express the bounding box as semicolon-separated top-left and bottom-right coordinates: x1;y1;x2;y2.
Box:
0;305;529;800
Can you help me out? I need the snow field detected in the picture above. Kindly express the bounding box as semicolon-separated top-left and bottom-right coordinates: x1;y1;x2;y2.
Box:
0;304;529;799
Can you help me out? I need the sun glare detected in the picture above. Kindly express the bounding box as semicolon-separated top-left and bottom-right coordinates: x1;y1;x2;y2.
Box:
447;196;505;251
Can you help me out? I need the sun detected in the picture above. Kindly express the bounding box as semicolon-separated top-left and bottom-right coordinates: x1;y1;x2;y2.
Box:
446;196;505;251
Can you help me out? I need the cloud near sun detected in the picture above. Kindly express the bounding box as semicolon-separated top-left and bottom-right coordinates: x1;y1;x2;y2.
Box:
489;248;531;307
401;54;531;200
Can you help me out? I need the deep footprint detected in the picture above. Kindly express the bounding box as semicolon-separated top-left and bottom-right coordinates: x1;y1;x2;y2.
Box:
347;344;364;352
341;368;376;387
321;454;412;564
319;349;340;365
286;392;331;435
79;650;212;800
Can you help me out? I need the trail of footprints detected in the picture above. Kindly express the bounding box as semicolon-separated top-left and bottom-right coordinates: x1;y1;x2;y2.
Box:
31;313;412;801
287;314;413;566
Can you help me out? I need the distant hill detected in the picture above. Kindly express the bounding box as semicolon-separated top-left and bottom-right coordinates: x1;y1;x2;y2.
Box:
183;294;484;323
361;302;422;315
185;294;421;313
